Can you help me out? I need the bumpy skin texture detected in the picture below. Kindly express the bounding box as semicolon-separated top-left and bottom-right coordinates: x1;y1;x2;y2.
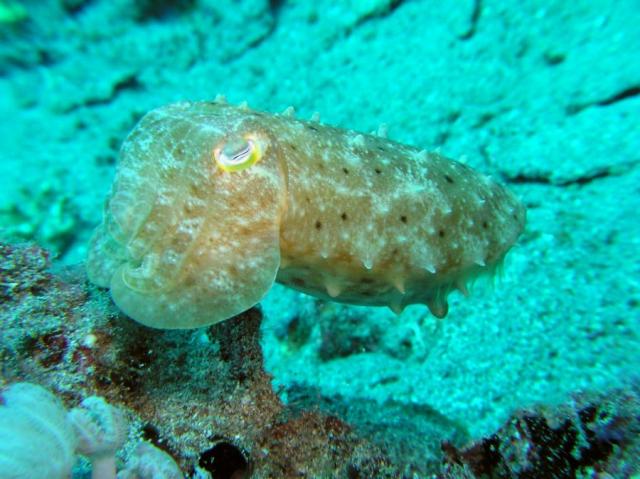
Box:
87;101;525;329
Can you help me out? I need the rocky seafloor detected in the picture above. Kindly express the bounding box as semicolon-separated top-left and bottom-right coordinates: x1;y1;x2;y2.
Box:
1;241;639;477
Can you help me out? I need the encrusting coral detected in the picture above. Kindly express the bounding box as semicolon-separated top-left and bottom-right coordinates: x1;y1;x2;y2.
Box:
87;99;525;329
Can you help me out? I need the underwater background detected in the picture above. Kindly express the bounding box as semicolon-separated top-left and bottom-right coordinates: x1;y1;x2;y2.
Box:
0;0;639;477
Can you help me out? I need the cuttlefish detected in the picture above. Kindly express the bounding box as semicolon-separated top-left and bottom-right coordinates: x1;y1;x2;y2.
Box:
87;100;525;329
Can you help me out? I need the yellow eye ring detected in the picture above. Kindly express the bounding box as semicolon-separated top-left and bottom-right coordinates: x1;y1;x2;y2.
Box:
214;136;262;172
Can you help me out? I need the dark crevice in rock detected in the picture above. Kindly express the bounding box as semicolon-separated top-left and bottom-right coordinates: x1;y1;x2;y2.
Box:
508;160;639;187
133;0;196;22
219;15;278;64
509;174;554;185
597;85;640;106
510;171;610;187
198;441;250;479
566;84;640;115
268;0;286;18
219;30;275;64
63;74;142;112
385;0;406;16
345;0;407;36
243;20;278;53
110;75;143;97
61;0;93;16
459;0;482;40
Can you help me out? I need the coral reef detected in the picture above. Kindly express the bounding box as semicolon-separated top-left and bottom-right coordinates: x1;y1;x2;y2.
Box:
1;234;640;478
0;242;415;477
440;386;640;478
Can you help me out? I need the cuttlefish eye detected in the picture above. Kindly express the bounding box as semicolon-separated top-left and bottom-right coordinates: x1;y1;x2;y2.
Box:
214;136;262;172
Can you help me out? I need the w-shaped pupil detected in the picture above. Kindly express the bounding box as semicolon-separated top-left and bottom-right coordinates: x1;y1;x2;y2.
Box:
223;139;252;165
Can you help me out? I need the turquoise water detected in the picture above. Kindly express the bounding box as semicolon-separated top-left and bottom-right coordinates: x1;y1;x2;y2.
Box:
0;1;639;477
